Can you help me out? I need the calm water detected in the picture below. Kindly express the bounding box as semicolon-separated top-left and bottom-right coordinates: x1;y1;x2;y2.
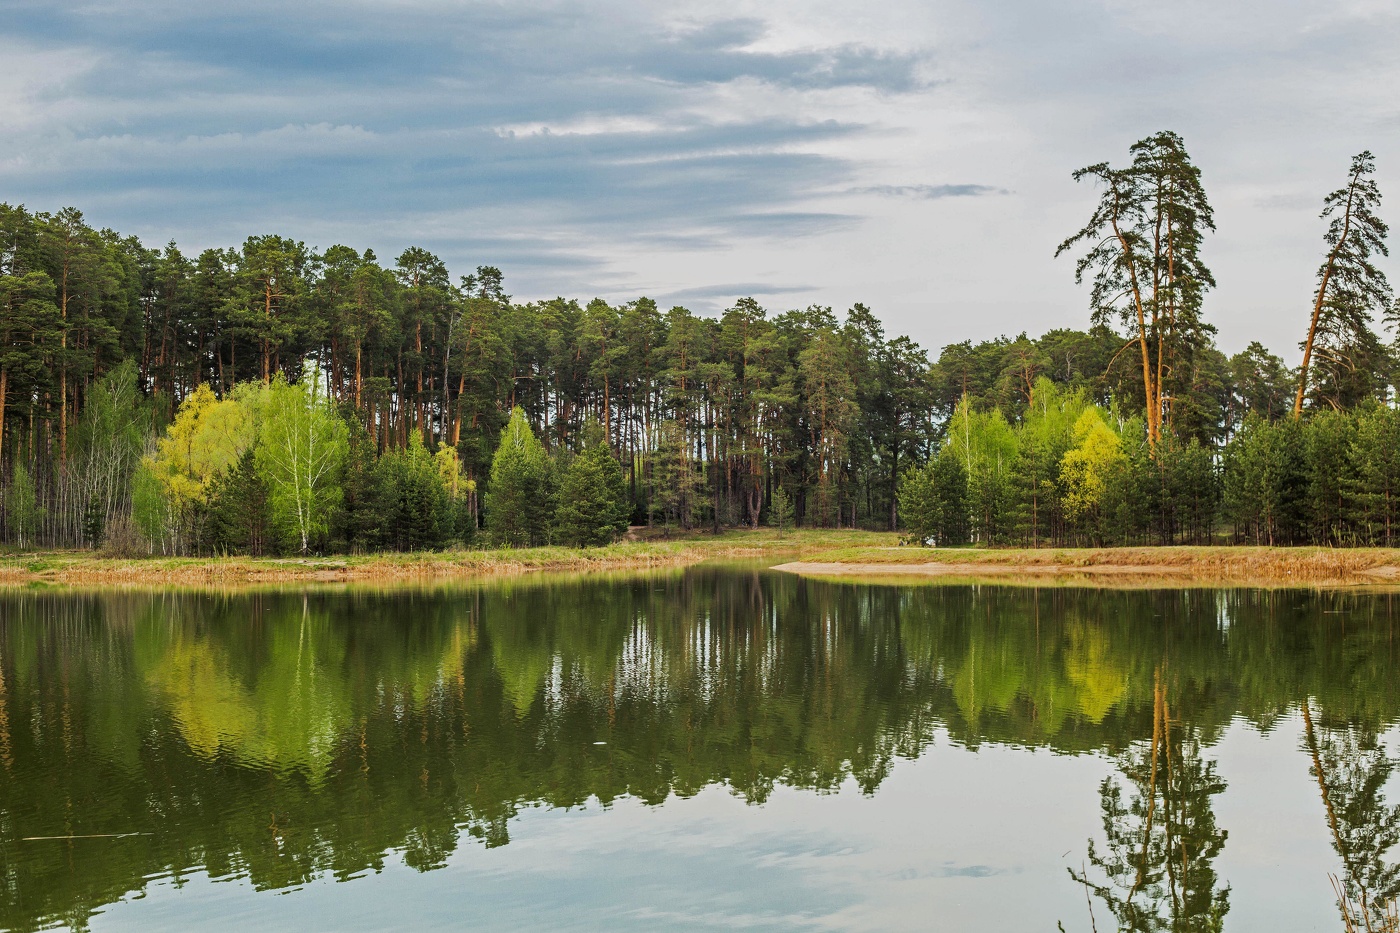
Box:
2;567;1399;932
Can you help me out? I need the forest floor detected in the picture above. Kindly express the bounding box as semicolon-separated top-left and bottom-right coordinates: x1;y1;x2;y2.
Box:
0;528;892;586
774;544;1400;588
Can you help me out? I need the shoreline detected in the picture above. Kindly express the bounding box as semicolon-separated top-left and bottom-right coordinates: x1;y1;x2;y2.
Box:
0;529;890;587
773;545;1400;588
7;538;1400;589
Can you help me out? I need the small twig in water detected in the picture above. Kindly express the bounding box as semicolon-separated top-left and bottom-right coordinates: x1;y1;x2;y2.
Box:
22;832;151;840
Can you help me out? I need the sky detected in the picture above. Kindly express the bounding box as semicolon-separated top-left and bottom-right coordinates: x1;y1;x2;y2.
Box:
2;0;1397;360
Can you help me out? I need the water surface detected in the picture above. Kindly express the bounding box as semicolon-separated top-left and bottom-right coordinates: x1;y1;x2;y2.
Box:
2;568;1398;931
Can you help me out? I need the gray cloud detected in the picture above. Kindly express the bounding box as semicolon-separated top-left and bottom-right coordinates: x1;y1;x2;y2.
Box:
0;2;926;293
4;0;1396;357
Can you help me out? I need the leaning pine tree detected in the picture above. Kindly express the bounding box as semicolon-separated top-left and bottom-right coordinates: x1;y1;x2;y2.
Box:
1294;150;1392;417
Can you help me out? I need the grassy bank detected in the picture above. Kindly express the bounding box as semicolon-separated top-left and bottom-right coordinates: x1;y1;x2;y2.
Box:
7;535;1398;589
775;544;1400;587
0;528;895;586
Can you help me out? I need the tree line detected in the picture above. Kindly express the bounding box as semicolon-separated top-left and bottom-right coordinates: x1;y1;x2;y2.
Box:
0;132;1395;552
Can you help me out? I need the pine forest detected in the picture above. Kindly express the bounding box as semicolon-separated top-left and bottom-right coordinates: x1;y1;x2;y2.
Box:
1;133;1397;555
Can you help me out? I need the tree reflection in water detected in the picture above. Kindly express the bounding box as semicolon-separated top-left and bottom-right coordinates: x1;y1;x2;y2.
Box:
3;576;1400;932
1069;666;1230;933
1303;699;1400;931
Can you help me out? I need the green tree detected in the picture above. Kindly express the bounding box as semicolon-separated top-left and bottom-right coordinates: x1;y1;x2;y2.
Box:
1296;151;1392;417
486;407;553;547
0;206;62;458
204;449;271;555
331;411;383;551
1061;408;1127;543
898;452;968;546
944;396;1017;543
554;421;629;547
1057;131;1215;444
4;459;43;548
376;429;449;551
142;382;256;551
767;484;794;537
255;370;348;553
1348;405;1400;546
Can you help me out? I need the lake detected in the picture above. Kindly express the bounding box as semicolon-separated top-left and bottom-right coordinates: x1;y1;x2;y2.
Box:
2;565;1398;932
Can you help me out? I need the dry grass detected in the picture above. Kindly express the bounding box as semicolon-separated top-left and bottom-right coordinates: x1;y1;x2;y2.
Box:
8;533;1400;589
0;528;893;587
777;544;1400;588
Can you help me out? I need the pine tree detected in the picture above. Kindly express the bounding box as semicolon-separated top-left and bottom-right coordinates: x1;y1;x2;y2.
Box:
1296;152;1392;416
1057;131;1215;444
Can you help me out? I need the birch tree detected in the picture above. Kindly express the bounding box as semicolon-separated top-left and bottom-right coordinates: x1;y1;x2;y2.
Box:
256;369;348;553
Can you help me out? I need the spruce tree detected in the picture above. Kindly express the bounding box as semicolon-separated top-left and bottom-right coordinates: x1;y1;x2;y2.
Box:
485;407;553;547
554;420;628;547
375;430;449;551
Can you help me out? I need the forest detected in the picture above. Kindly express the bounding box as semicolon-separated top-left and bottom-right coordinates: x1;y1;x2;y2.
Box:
0;132;1395;554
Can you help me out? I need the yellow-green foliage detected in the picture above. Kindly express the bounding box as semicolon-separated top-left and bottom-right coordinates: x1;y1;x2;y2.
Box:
143;383;256;514
434;441;474;501
1061;408;1125;521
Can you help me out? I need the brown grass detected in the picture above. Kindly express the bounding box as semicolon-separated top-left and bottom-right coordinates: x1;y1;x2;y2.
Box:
0;528;892;588
776;545;1400;588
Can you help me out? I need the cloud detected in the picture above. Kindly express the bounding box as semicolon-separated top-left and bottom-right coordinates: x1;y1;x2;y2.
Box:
853;184;1006;198
4;0;1396;358
657;282;818;301
0;2;925;285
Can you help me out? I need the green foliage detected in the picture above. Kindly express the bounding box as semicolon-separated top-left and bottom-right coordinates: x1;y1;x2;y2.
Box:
898;452;968;546
4;460;43;549
553;421;629;547
944;397;1018;544
768;485;795;537
2;185;1399;553
255;371;349;553
1061;408;1126;540
203;450;271;555
1348;405;1400;546
376;430;450;551
331;411;383;552
486;407;553;547
1221;417;1308;545
142;382;256;551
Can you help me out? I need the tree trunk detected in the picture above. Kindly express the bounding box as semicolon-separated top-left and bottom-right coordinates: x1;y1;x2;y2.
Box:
1295;180;1358;417
1112;216;1157;444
